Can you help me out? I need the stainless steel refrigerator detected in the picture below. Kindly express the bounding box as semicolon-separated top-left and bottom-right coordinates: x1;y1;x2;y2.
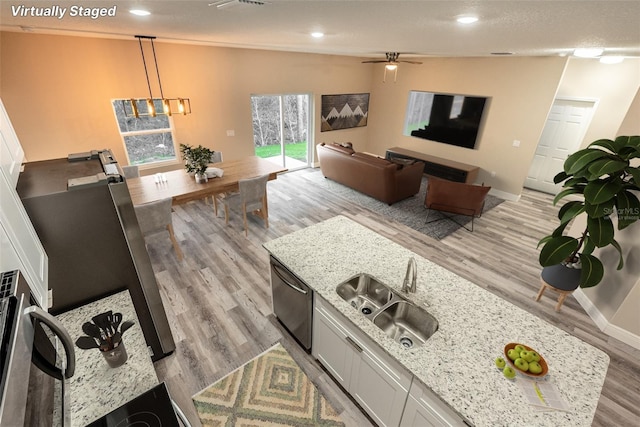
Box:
16;150;175;361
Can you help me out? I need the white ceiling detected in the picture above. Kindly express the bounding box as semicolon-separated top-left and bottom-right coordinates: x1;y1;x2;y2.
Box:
1;0;639;60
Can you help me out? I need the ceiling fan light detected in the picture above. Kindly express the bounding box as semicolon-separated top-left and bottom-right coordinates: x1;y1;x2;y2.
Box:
385;63;398;71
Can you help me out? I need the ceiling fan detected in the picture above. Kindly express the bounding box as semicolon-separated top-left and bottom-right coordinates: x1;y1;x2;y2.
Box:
362;52;423;82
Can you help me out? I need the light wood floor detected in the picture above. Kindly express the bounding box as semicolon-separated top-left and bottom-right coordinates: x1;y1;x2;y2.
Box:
150;168;640;427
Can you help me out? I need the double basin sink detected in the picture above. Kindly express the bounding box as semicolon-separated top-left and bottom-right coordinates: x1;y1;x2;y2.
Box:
336;273;438;349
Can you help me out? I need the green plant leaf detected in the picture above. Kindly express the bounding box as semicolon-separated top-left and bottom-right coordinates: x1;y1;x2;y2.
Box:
563;176;588;187
615;190;640;229
558;201;585;223
553;171;569;184
539;236;579;266
581;236;595;255
619;146;640;160
584;200;615;218
583;179;623;204
586;216;614;247
564;149;609;175
578;254;604;288
610;239;624;270
589;138;618;153
587;158;628;178
551;221;570;237
553;187;584;205
614;135;640;152
537;235;553;248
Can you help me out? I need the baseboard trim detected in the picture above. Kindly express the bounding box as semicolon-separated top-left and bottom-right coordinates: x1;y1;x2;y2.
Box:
488;188;520;202
574;289;640;350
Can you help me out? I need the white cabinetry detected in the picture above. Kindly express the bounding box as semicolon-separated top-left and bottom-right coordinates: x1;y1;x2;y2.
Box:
0;98;24;187
400;380;467;427
313;295;412;427
0;98;48;307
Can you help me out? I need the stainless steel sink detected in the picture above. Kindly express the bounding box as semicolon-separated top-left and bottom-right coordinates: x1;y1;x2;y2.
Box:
336;274;438;348
336;274;393;317
373;301;439;349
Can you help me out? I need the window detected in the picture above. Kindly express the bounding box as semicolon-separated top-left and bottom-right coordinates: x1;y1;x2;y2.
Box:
111;99;177;166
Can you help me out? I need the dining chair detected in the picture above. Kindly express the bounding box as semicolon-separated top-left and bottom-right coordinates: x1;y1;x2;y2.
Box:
134;198;183;260
210;151;223;163
121;165;140;179
216;174;269;236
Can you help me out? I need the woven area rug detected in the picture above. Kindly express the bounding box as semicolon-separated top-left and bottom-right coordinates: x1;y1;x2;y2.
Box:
300;168;504;240
192;343;345;427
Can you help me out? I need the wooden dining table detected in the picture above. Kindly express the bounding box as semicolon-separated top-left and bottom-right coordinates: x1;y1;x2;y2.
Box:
126;156;288;206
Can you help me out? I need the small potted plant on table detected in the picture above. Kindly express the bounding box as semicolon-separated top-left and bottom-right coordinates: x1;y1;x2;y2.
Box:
180;143;216;183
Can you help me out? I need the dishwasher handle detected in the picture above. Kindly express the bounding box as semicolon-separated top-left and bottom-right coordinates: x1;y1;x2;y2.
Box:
272;263;308;295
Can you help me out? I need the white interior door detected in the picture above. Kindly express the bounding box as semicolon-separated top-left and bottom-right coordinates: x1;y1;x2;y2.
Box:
525;98;596;194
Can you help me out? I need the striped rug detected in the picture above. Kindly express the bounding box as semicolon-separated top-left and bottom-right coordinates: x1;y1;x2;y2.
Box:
192;343;345;426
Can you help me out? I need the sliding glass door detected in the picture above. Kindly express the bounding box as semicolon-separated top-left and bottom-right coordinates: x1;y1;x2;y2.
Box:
251;94;311;170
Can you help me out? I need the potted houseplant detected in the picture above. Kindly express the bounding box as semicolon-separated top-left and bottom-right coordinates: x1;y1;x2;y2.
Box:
179;143;216;183
538;135;640;289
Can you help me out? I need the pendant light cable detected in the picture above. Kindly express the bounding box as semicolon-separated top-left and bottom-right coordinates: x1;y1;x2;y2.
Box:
137;36;154;99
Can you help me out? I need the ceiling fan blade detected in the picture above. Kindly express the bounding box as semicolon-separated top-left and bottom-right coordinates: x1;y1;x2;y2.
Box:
398;60;423;64
362;60;388;63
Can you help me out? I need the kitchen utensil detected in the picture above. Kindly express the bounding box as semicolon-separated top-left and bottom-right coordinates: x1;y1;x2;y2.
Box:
119;320;135;336
75;336;101;349
92;311;113;337
82;321;103;340
111;312;123;336
110;332;122;347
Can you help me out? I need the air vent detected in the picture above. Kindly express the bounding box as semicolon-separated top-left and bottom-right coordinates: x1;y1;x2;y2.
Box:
209;0;267;8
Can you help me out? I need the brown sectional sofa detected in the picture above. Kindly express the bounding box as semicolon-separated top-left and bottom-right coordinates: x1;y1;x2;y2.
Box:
316;143;424;205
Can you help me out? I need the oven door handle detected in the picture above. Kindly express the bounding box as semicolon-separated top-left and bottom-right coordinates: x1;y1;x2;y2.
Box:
25;306;76;379
272;264;308;295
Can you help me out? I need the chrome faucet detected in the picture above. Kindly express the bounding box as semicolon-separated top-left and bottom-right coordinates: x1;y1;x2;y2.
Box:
402;257;417;293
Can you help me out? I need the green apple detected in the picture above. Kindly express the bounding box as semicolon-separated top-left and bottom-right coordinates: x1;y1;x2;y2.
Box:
514;344;526;353
529;351;541;362
514;358;529;372
503;366;516;379
528;361;543;374
521;350;535;363
507;349;520;361
495;357;506;369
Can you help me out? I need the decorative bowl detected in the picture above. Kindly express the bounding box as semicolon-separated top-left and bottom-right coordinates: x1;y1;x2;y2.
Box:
504;342;549;378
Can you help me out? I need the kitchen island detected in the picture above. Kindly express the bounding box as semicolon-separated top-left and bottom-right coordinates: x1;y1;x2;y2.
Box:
263;215;609;427
55;290;158;425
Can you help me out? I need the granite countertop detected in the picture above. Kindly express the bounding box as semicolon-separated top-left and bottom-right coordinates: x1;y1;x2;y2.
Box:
56;290;159;426
263;215;610;427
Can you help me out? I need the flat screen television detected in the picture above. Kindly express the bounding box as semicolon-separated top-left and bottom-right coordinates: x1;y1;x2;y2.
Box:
403;91;489;149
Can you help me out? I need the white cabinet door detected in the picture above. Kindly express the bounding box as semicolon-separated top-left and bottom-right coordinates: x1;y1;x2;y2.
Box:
400;380;466;427
313;295;412;427
0;167;48;307
312;299;356;390
351;350;410;427
0;98;25;187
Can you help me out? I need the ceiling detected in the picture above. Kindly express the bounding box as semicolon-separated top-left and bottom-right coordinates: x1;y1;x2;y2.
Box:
1;0;639;60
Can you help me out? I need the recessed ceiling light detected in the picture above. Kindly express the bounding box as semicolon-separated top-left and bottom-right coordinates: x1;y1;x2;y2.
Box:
130;9;151;16
573;48;604;58
311;32;324;38
457;16;478;24
600;56;624;64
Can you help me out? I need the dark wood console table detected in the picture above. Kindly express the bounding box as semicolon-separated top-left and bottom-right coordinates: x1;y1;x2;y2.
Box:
385;147;479;183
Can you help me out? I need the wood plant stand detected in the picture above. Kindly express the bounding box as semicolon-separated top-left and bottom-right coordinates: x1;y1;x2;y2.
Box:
535;277;575;311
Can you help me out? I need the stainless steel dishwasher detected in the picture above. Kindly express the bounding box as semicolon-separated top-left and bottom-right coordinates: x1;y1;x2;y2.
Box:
270;256;312;351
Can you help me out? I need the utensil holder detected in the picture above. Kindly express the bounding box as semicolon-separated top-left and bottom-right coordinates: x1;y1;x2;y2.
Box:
101;340;128;368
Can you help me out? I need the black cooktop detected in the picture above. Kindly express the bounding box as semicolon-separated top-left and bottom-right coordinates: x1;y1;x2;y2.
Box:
87;382;180;427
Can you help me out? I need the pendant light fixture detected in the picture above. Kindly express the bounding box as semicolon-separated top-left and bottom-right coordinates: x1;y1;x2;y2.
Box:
123;35;191;118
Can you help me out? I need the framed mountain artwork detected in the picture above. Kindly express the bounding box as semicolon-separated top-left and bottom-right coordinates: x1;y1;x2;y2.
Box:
321;93;370;131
